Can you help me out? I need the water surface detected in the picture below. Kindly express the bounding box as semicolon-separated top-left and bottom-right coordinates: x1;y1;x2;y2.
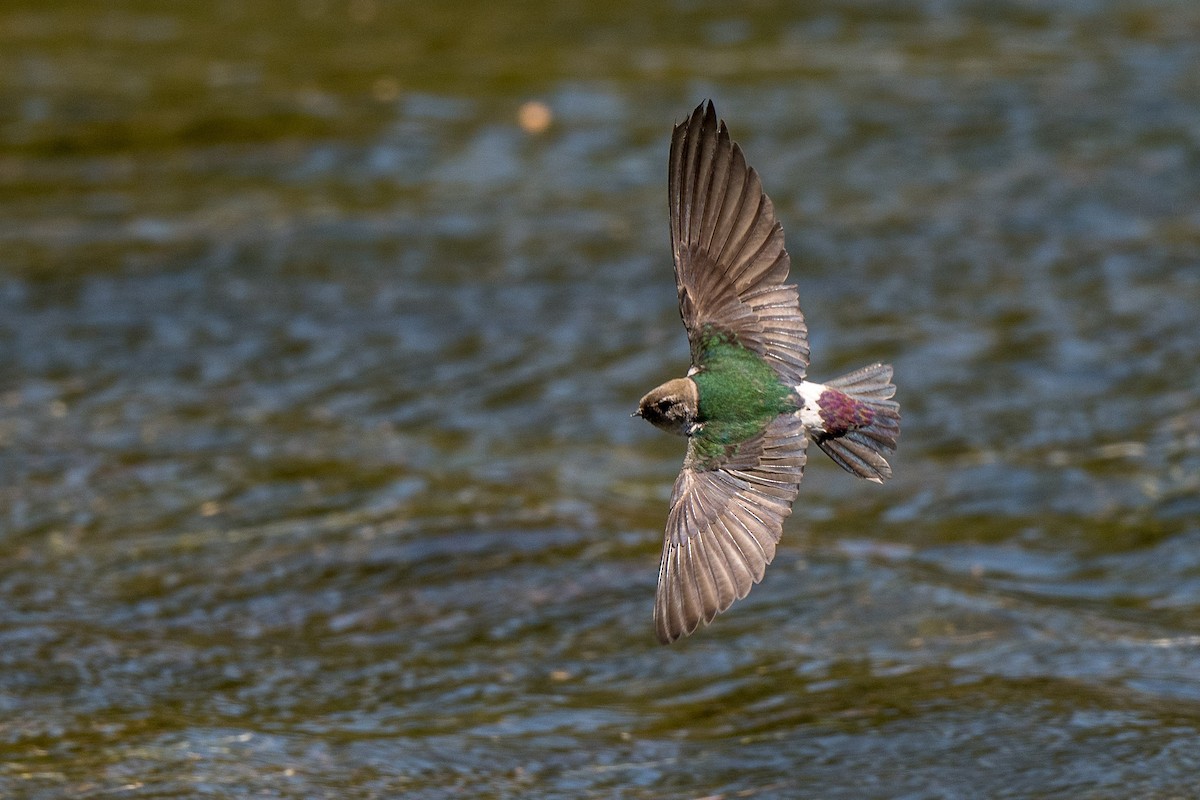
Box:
2;1;1200;797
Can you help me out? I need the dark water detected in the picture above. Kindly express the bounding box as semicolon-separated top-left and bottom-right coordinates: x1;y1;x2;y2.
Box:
3;1;1200;797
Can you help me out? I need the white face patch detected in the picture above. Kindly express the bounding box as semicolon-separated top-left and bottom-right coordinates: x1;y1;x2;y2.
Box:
795;380;827;431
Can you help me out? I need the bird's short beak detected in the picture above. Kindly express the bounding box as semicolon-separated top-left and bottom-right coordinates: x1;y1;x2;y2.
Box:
631;409;642;418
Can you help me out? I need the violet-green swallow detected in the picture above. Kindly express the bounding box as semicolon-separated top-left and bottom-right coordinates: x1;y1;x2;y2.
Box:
635;101;901;644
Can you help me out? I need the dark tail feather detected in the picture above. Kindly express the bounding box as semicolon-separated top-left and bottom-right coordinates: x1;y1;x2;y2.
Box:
815;363;900;484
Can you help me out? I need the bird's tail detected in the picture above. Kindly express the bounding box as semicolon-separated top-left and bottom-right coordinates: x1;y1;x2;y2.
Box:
813;363;899;483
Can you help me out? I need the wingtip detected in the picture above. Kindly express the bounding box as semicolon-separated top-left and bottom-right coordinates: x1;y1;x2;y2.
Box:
655;614;695;646
679;99;719;129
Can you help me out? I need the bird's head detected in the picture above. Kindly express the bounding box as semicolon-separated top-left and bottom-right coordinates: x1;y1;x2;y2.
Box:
634;378;699;437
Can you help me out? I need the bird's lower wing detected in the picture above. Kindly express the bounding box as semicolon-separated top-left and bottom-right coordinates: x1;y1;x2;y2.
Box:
655;415;808;644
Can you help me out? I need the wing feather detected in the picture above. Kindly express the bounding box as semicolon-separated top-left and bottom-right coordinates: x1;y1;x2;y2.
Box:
655;416;808;643
669;101;809;385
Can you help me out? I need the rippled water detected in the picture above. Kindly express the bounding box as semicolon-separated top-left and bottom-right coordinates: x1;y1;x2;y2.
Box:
3;1;1200;797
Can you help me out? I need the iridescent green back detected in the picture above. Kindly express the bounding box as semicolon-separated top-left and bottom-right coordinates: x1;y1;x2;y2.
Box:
690;332;797;467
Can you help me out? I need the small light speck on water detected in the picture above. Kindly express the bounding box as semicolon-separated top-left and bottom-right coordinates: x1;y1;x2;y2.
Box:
2;1;1200;798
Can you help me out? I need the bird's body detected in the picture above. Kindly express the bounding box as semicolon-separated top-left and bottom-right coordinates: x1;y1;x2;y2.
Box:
635;101;901;644
689;329;797;465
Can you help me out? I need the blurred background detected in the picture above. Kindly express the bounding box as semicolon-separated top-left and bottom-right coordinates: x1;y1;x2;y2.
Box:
2;1;1199;797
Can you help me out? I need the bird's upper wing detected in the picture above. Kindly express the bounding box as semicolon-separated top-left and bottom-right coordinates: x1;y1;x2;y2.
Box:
670;100;809;385
655;414;808;643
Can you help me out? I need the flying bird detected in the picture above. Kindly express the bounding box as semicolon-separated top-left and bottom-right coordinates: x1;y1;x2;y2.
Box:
634;101;900;644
